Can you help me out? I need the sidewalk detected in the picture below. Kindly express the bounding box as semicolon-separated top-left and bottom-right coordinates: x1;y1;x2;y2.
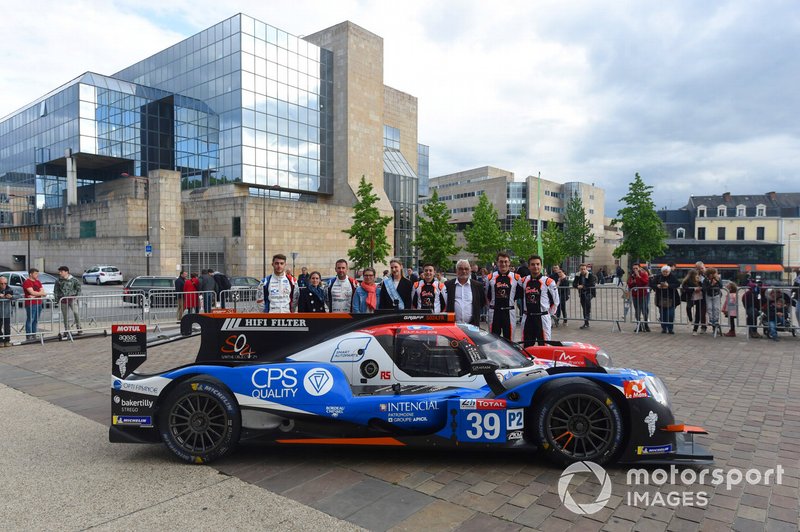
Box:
0;383;362;531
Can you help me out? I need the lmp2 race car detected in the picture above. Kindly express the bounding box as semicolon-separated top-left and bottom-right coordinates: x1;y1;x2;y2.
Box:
109;311;712;466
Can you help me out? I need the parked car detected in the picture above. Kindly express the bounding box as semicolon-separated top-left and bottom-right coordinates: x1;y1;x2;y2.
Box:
228;276;260;302
82;265;124;285
0;271;56;306
122;276;177;306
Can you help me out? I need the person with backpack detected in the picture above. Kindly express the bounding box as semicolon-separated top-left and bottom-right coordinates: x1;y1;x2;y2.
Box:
213;271;232;308
257;254;298;313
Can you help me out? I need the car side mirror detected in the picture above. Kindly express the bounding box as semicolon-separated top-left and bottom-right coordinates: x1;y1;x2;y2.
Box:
470;360;505;395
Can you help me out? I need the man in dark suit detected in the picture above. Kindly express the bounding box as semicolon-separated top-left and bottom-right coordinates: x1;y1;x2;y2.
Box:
445;259;486;326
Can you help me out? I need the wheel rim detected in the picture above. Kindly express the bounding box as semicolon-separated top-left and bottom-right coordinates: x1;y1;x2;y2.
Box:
546;394;615;460
168;392;229;454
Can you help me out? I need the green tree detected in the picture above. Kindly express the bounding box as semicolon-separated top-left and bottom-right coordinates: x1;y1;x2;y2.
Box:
464;194;507;266
541;220;567;268
612;173;667;268
413;190;460;271
507;211;536;263
563;192;596;261
342;176;393;270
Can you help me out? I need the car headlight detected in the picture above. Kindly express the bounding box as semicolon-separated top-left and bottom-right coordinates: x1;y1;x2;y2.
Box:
645;375;671;407
594;349;612;367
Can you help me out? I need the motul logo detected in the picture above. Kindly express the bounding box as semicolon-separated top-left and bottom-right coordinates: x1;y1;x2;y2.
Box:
113;325;146;333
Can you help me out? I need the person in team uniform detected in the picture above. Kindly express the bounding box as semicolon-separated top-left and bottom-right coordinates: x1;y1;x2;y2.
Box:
412;263;447;312
486;252;521;340
519;255;559;347
327;258;358;312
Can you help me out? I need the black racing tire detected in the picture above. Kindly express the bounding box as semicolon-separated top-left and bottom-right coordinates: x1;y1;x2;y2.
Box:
158;378;240;464
533;380;624;466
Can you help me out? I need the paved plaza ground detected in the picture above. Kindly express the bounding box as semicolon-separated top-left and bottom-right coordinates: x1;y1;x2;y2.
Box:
0;320;798;531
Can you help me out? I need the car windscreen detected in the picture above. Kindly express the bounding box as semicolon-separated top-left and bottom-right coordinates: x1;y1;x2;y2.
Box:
39;273;57;284
458;324;533;369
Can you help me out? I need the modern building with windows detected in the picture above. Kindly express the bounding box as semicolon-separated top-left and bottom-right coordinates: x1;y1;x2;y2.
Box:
655;191;800;282
0;14;423;276
427;166;618;271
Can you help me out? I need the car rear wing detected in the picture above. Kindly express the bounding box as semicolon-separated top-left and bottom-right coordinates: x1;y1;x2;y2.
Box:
180;310;455;364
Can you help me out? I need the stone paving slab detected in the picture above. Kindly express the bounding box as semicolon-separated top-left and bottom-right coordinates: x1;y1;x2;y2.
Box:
1;322;799;530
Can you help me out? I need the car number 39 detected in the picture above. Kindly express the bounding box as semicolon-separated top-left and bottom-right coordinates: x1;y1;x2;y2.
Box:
464;409;524;440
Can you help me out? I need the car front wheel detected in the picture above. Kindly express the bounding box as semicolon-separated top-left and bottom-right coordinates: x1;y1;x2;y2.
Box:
533;380;624;466
158;378;240;464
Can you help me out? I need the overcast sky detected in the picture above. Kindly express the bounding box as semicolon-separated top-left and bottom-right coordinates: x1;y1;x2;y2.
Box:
2;0;798;216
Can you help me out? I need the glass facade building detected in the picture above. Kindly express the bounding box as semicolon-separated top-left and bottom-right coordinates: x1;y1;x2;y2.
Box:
0;13;334;236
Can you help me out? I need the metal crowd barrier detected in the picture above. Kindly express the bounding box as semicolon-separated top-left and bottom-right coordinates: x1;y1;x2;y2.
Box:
737;286;798;341
3;296;57;345
628;286;729;335
219;288;261;312
151;289;217;332
559;285;628;331
59;293;146;340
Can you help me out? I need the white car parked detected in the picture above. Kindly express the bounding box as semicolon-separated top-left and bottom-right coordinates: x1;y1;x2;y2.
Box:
82;265;124;285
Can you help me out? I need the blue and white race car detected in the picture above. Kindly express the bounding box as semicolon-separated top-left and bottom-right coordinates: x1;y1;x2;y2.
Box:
109;312;711;466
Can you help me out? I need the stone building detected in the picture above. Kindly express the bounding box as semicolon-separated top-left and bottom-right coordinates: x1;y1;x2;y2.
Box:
0;15;426;277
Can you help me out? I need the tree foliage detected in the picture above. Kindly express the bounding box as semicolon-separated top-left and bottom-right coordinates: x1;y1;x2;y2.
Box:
507;211;536;263
413;190;460;271
464;194;507;266
541;220;567;268
342;176;393;270
563;193;596;261
612;173;667;268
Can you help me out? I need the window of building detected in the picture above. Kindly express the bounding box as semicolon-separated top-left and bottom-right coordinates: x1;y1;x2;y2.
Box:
697;227;706;240
697;206;707;218
717;227;725;240
80;220;96;238
232;216;241;237
383;125;400;150
736;227;745;240
756;227;765;240
184;219;200;237
756;204;766;217
676;228;686;239
717;205;726;217
589;209;595;214
736;205;746;217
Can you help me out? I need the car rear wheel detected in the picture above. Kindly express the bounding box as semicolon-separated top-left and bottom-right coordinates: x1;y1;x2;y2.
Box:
533;380;624;466
158;379;240;464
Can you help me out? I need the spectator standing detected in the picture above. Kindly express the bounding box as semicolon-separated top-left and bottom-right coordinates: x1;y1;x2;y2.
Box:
297;267;310;289
445;260;486;326
549;265;570;327
327;259;358;313
792;271;800;328
212;271;231;308
175;271;187;320
694;261;708;332
650;265;680;334
353;268;381;313
0;277;14;346
257;254;298;313
470;263;479;281
55;266;82;337
764;288;790;341
615;264;625;286
703;267;723;335
741;280;763;338
199;269;217;312
379;259;413;310
412;264;447;312
486;253;522;340
681;270;704;335
597;268;606;285
23;268;46;340
407;267;420;284
572;263;596;329
722;282;739;337
298;271;327;312
184;273;199;313
519;255;559;347
627;265;650;332
516;259;530;280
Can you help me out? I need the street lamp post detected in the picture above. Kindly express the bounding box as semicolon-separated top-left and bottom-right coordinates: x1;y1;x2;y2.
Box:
261;185;281;279
789;232;797;280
